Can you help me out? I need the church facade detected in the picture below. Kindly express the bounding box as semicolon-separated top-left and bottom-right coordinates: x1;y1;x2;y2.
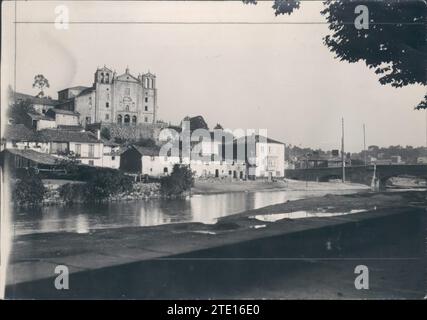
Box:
58;66;157;127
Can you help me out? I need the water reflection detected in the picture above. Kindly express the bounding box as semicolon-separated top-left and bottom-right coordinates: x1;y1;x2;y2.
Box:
12;189;361;236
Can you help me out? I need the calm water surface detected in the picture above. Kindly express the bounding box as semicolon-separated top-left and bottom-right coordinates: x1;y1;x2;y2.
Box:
12;189;364;235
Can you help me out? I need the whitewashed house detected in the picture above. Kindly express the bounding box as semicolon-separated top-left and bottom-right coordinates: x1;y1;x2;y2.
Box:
37;129;104;166
45;108;80;127
101;139;121;169
234;135;285;179
120;145;181;177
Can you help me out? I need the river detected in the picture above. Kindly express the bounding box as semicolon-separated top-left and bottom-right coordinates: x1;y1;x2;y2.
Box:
12;189;365;236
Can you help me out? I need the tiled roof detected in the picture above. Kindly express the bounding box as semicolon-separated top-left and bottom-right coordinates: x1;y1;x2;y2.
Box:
37;129;100;143
4;149;60;165
13;92;59;106
2;124;35;141
234;135;285;145
27;112;55;121
47;108;80;116
60;86;89;91
56;125;84;131
132;145;161;157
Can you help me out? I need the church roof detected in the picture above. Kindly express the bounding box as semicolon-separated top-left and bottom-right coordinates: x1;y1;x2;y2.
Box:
76;86;95;97
116;72;140;82
59;86;89;92
97;65;113;72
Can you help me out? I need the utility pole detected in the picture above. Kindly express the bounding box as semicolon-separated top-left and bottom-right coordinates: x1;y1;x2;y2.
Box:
363;123;367;166
341;117;345;182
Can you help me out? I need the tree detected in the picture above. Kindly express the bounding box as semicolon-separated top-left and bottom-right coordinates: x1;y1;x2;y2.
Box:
243;0;300;15
243;0;427;109
321;0;426;109
100;127;111;140
32;74;50;97
12;170;46;207
160;164;194;196
8;99;36;125
85;170;133;201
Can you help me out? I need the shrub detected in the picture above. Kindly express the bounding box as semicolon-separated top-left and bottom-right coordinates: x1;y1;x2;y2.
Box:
86;170;134;201
160;164;194;196
58;183;87;203
12;170;46;207
101;127;111;140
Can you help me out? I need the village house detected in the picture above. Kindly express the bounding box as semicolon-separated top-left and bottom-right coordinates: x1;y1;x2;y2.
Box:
13;92;59;114
45;108;80;127
0;148;64;174
120;145;181;177
233;135;285;179
101;139;121;169
1;124;42;151
36;129;104;166
25;112;57;131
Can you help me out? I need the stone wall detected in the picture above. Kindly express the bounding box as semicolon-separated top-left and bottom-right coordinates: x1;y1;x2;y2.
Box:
88;122;168;142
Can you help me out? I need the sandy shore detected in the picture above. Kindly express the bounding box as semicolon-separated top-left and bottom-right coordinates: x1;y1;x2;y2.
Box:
192;178;370;195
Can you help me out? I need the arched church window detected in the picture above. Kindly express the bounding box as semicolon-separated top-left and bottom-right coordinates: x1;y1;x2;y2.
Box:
125;105;129;111
124;114;130;125
117;115;122;124
100;73;104;83
132;116;137;125
105;73;110;83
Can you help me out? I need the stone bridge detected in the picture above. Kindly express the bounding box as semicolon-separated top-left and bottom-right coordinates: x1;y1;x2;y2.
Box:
285;165;427;190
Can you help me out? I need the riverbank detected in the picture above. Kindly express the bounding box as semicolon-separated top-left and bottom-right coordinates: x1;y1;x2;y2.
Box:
38;178;369;206
6;190;426;299
192;178;370;195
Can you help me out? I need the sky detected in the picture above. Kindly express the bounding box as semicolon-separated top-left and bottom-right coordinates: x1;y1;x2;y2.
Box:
1;0;426;152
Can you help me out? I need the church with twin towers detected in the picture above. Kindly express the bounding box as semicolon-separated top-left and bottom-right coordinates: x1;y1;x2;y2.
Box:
57;66;158;127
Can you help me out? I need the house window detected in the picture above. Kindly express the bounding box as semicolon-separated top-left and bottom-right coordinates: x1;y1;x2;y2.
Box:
89;160;94;166
112;156;115;161
88;144;95;158
163;167;168;174
75;144;81;156
106;102;109;108
145;117;148;123
117;115;122;124
145;106;148;111
105;114;109;120
145;97;148;103
52;142;68;154
132;116;137;125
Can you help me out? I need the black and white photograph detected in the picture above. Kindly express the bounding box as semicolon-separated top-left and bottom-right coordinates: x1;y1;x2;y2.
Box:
0;0;426;304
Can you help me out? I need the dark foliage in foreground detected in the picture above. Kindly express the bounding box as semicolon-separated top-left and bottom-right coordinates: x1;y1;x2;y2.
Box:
12;170;46;207
58;170;134;203
160;164;194;196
